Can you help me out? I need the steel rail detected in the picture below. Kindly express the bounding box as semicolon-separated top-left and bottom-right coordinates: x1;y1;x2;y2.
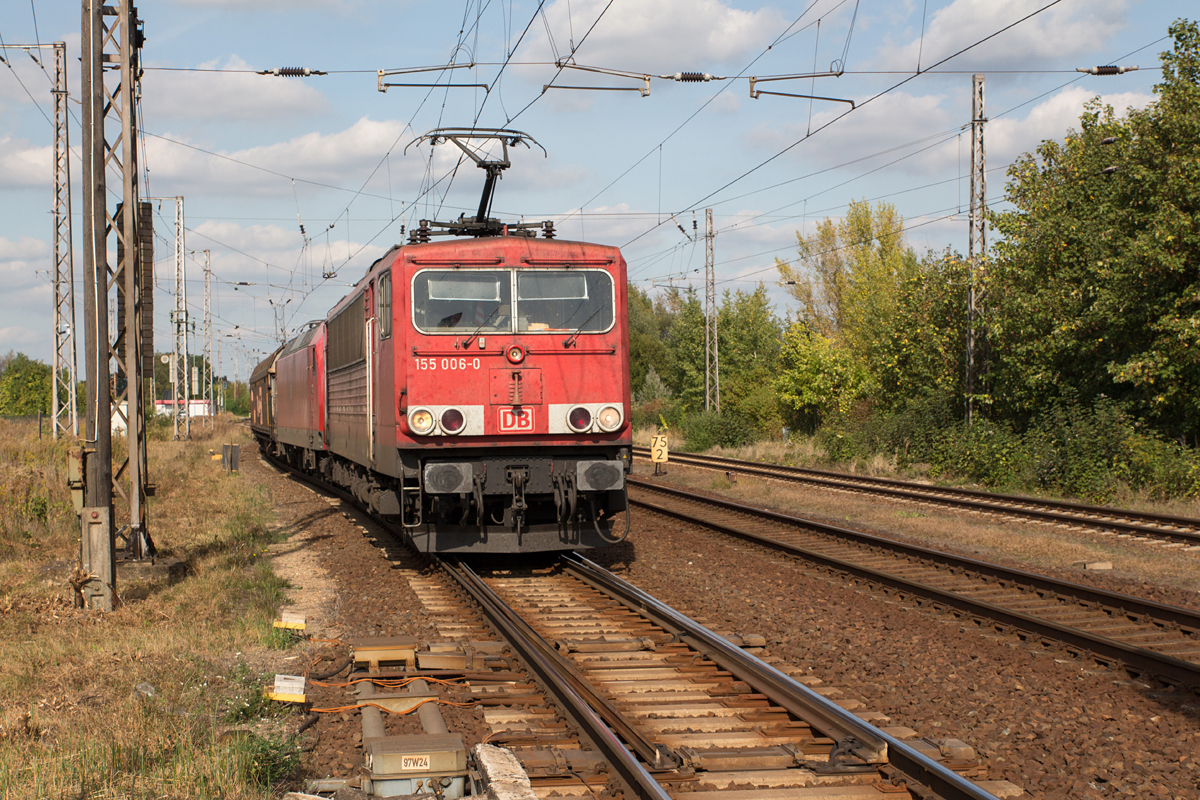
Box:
260;449;674;793
260;446;1006;797
438;558;675;800
564;554;1004;800
632;446;1200;546
628;480;1200;689
632;478;1200;632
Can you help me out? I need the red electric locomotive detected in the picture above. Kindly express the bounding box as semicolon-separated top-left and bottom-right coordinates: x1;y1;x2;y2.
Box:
252;128;632;554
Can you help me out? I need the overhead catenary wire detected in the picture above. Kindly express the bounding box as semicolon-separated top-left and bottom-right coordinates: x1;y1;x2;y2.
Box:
8;4;1167;356
624;31;1173;285
550;0;845;233
675;0;1068;218
617;0;1071;256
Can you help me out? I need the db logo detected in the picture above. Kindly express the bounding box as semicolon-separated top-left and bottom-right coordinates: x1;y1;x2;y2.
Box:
498;407;535;432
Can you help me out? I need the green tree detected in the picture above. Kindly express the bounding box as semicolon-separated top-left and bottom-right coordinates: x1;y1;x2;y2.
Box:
774;324;871;429
627;285;673;396
775;199;921;414
778;200;917;353
777;218;845;337
0;353;52;415
876;249;969;409
663;288;706;412
717;285;783;434
990;19;1200;438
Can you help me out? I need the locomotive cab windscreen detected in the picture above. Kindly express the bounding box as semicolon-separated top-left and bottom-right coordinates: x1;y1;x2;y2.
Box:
412;269;614;334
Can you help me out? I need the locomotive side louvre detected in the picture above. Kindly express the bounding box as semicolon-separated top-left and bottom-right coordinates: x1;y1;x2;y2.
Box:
325;290;369;465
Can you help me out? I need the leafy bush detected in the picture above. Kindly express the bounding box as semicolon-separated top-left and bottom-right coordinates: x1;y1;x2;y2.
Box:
0;354;51;416
811;394;1200;501
630;398;668;432
679;410;757;452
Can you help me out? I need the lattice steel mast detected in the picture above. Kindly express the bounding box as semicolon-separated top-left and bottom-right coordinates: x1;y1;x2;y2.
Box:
171;197;190;439
80;0;155;612
51;41;79;439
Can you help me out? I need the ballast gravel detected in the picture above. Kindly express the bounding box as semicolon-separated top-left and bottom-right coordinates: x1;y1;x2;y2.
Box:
247;451;1200;798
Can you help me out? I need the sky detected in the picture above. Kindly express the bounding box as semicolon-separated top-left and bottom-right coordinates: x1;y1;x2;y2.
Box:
0;0;1192;382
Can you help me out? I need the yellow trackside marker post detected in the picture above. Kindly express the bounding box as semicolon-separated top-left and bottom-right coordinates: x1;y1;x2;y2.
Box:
651;434;668;475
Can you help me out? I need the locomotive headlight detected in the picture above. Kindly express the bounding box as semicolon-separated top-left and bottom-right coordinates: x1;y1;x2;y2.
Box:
597;405;622;432
440;408;465;434
506;344;525;364
409;408;435;435
567;405;592;433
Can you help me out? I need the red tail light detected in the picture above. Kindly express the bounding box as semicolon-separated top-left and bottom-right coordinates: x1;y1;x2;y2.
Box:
567;406;592;433
440;408;465;434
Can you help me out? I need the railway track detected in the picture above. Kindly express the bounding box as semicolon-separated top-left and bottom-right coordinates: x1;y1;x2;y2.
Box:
632;446;1200;548
628;477;1200;690
262;448;1022;799
438;555;1021;800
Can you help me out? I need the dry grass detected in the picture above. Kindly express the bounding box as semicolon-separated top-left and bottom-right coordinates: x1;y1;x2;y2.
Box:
0;417;302;799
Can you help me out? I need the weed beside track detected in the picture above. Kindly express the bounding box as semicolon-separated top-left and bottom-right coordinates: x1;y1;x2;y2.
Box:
0;418;307;799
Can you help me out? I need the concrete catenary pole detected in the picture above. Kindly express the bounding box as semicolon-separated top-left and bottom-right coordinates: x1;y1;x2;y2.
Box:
203;250;213;428
172;197;190;440
966;73;987;426
703;208;719;413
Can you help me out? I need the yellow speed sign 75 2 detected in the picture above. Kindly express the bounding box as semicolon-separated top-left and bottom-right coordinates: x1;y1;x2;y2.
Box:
650;435;668;463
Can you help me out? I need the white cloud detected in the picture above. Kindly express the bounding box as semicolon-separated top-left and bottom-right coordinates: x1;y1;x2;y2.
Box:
0;137;52;188
741;84;1155;189
142;116;422;195
169;0;351;8
0;235;50;262
538;203;654;245
987;87;1152;164
0;326;42;348
875;0;1129;72
707;91;742;116
527;0;786;74
0;234;52;359
142;56;330;122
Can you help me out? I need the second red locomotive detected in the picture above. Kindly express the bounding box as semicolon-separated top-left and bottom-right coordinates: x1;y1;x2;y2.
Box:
251;227;632;553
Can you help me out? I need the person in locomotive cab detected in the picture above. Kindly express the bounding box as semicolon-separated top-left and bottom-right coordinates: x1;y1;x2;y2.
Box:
438;300;508;331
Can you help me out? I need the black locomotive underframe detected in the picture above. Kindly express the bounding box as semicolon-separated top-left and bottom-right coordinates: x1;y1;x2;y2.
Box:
262;436;630;554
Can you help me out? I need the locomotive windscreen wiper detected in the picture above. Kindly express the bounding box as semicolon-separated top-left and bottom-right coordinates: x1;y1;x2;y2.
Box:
562;304;604;348
462;305;500;347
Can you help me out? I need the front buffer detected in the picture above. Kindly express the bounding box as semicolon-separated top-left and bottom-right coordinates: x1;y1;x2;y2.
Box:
404;444;630;553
